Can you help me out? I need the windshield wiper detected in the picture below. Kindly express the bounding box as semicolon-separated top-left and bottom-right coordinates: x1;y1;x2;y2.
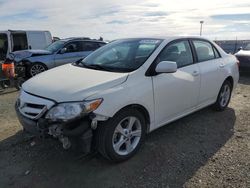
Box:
76;61;134;73
79;62;112;71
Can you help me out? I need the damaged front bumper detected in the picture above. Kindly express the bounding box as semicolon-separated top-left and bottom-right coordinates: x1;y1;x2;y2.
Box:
15;104;94;153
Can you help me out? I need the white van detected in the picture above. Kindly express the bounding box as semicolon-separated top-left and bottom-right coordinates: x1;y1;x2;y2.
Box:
0;30;52;61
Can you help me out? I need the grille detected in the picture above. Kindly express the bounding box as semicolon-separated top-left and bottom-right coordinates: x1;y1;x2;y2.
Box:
17;90;55;120
19;102;47;119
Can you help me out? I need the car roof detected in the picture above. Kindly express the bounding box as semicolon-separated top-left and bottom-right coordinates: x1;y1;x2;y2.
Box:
60;37;106;43
116;36;212;41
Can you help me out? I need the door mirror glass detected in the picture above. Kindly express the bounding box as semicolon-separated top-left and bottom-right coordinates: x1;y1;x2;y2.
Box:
155;61;177;73
60;48;67;54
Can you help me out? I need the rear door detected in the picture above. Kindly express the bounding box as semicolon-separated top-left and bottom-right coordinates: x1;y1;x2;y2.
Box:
191;39;223;105
152;39;201;127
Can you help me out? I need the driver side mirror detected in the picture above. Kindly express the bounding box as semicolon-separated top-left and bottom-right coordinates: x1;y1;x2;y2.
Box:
155;61;177;74
237;47;243;51
60;48;67;54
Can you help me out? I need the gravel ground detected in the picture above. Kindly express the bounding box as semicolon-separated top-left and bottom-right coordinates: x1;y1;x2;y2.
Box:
0;75;249;188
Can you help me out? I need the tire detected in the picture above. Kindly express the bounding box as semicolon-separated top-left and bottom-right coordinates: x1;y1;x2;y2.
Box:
96;108;146;162
213;80;232;111
27;63;47;77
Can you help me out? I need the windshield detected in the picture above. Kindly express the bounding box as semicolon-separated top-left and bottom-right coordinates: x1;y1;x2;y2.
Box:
243;43;250;51
78;38;162;72
45;40;65;53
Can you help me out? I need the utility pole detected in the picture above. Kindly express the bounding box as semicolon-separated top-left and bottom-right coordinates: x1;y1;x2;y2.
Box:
200;21;204;36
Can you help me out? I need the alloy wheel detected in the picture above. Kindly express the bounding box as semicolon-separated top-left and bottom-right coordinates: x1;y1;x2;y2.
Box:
219;84;231;107
112;116;142;156
30;64;46;77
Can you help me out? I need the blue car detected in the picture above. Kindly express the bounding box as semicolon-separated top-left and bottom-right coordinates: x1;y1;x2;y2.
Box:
11;37;106;77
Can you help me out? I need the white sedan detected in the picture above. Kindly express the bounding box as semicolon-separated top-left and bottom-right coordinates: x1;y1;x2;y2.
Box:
16;36;239;162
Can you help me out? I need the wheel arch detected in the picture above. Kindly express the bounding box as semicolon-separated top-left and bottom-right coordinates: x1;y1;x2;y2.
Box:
225;76;234;88
31;62;48;69
114;104;151;133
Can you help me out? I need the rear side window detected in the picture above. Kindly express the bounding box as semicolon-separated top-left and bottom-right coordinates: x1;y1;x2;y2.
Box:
64;41;81;53
156;40;193;68
81;42;99;51
193;40;216;62
12;33;28;51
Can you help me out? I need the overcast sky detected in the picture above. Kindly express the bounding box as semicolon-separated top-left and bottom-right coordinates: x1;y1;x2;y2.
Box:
0;0;250;40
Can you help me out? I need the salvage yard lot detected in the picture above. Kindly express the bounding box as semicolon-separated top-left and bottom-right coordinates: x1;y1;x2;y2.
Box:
0;76;249;188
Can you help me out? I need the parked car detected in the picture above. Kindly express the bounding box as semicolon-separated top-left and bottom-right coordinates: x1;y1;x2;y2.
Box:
235;43;250;71
16;36;239;162
0;30;52;62
10;38;106;77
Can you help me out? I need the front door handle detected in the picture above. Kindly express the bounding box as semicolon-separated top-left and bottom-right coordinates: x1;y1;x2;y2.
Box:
192;70;199;76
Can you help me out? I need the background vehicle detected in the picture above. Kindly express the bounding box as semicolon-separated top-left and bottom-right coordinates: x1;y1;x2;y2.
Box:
0;56;26;91
0;30;52;62
16;37;239;162
11;38;106;77
235;43;250;72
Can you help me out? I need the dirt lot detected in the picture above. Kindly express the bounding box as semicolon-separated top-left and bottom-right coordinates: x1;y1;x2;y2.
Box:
0;76;249;188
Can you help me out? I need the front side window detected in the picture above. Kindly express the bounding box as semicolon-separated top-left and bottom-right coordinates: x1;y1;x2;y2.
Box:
45;40;65;53
193;40;215;62
78;39;162;72
156;40;193;68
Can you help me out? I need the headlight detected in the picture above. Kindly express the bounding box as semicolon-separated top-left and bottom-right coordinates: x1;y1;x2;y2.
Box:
45;99;103;122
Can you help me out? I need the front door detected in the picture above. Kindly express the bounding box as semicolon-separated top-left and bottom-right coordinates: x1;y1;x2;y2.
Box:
54;41;85;67
152;40;200;127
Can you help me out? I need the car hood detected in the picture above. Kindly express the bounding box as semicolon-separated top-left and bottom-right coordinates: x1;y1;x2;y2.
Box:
22;64;129;102
11;49;52;62
235;50;250;56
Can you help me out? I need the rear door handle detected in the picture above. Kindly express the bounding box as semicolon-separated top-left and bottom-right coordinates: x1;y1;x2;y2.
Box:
219;63;225;68
192;70;199;76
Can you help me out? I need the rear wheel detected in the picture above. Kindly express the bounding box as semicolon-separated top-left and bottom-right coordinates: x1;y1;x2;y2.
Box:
213;80;232;111
28;63;47;77
96;109;146;162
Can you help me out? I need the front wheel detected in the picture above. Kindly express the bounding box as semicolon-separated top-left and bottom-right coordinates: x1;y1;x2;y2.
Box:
96;109;146;162
28;63;47;77
213;80;232;111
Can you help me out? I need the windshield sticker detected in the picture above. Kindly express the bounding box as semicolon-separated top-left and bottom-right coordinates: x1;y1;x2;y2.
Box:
139;40;160;44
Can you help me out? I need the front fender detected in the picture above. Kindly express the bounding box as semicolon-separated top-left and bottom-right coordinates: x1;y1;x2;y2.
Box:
86;72;155;128
25;55;55;69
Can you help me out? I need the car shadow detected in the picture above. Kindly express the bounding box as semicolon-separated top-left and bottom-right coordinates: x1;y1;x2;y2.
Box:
0;107;236;188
